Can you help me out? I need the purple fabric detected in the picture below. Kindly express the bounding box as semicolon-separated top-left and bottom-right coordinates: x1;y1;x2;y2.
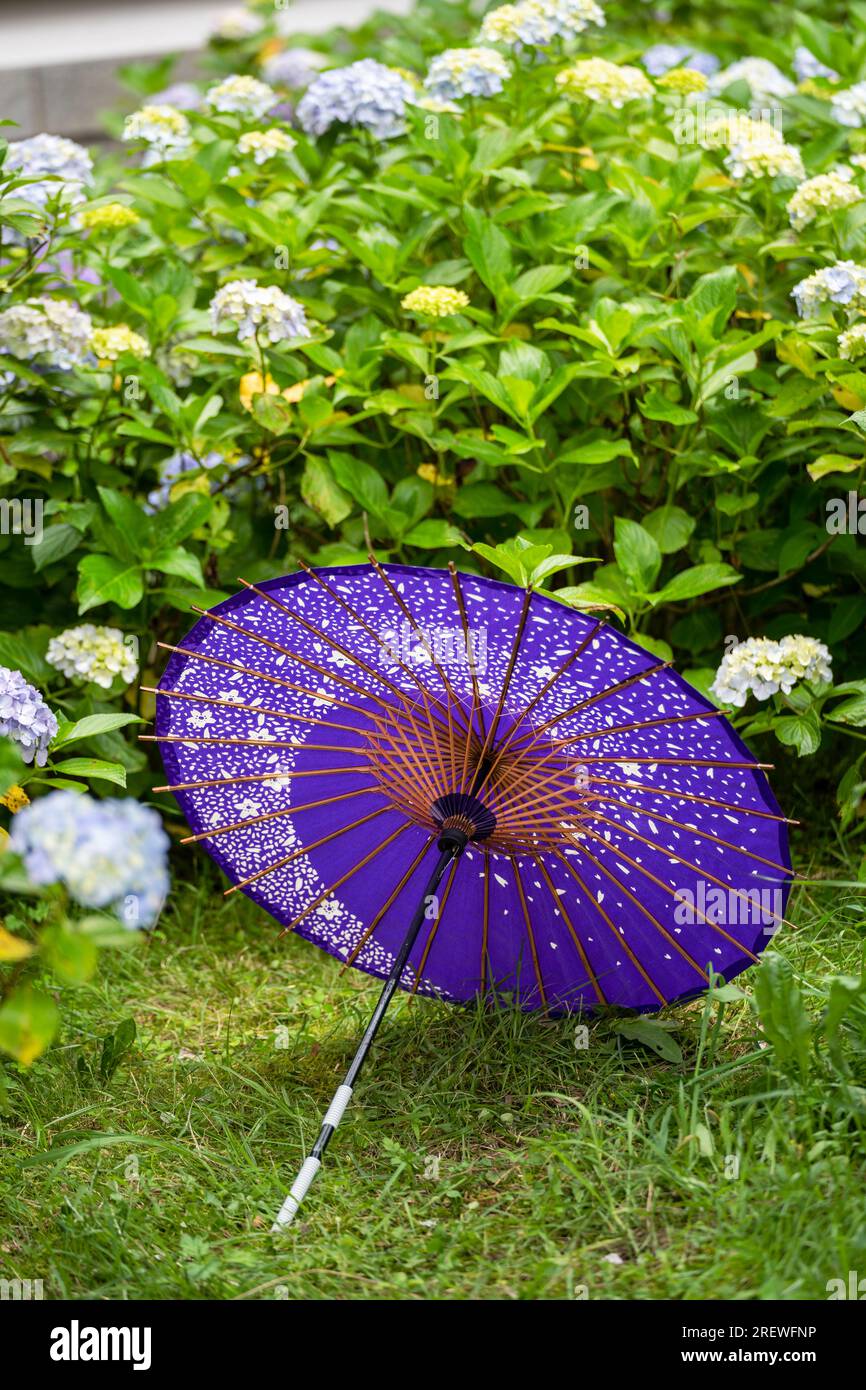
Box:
156;564;791;1013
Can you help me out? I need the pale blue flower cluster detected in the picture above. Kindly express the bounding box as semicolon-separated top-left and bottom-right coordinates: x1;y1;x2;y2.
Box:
425;48;511;101
792;46;839;83
641;43;719;78
5;134;93;211
145;449;226;513
791;261;866;318
262;48;326;89
831;83;866;129
295;59;415;139
0;666;57;766
10;791;170;928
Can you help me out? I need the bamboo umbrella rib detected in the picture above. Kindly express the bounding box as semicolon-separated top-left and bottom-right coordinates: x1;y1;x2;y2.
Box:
580;794;797;877
447;561;487;772
143;685;378;738
225;807;390;895
235;577;457;746
530;852;607;1006
152;766;371;793
478;618;603;784
409;857;460;996
584;811;794;932
480;850;491;999
181;786;379;844
155;641;387;723
293;557;466;736
575;825;759;965
342;837;435;970
505;660;672;754
367;554;467;716
141;735;369;753
279;823;413;936
471;588;534;799
547;708;726;749
511;854;548;1011
576;823;766;960
552;842;703;992
575;773;797;824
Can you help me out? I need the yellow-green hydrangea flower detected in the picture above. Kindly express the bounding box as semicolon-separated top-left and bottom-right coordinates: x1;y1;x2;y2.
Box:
236;128;297;164
556;59;654;108
79;203;140;232
787;168;862;231
90;325;150;362
656;67;707;96
401;286;470;318
838;322;866;361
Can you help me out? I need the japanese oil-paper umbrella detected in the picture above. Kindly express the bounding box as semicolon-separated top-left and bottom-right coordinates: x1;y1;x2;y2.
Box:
145;560;794;1228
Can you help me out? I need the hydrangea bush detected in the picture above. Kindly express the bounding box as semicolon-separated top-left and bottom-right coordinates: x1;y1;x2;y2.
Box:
2;0;866;1061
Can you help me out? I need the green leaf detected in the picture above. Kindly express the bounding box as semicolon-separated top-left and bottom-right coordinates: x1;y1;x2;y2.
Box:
53;713;143;749
826;695;866;728
404;519;462;548
0;985;59;1065
301;456;352;527
613;1018;684;1064
148;546;204;588
32;523;81;573
327;451;388;516
97;486;150;555
753;953;811;1079
613;517;661;593
42;924;99;984
77;555;143;613
51;757;127;788
642;506;695;554
639;388;698;425
773;710;822;757
653;564;742;604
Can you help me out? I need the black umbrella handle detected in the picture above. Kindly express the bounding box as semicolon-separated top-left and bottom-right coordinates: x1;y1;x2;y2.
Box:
271;828;468;1232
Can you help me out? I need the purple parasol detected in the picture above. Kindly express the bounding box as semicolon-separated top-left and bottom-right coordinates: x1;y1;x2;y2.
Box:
147;560;793;1225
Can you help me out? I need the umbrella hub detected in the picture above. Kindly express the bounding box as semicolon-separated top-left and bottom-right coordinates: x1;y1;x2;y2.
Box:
430;791;497;842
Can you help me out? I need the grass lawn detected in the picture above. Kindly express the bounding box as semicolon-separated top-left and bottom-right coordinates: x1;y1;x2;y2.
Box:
2;839;865;1302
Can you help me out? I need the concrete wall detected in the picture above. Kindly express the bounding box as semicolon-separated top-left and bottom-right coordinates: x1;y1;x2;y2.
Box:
0;0;415;139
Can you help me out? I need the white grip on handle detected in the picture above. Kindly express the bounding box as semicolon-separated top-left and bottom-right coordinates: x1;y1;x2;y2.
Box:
271;1156;321;1231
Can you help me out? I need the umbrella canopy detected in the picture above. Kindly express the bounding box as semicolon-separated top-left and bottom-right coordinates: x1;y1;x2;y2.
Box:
150;561;793;1015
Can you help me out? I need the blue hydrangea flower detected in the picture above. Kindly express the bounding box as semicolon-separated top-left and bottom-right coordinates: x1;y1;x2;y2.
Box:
262;48;326;89
0;666;57;766
642;43;719;78
5;134;93;211
425;48;511;102
11;791;170;928
145;450;226;513
296;60;415;140
792;46;839;83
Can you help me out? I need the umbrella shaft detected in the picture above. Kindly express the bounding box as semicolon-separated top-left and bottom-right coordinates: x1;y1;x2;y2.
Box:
272;829;467;1230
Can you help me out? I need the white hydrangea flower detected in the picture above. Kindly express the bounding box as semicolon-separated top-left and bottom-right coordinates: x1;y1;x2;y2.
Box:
0;297;92;369
236;128;296;164
710;57;795;105
480;0;605;47
720;115;804;181
206;74;276;119
210;279;310;344
838;323;866;361
711;635;832;706
212;6;263;39
424;48;511;102
831;82;866;129
787;168;862;230
556;58;653;108
5;133;93;211
122;105;191;160
47;624;139;689
791;260;866;318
